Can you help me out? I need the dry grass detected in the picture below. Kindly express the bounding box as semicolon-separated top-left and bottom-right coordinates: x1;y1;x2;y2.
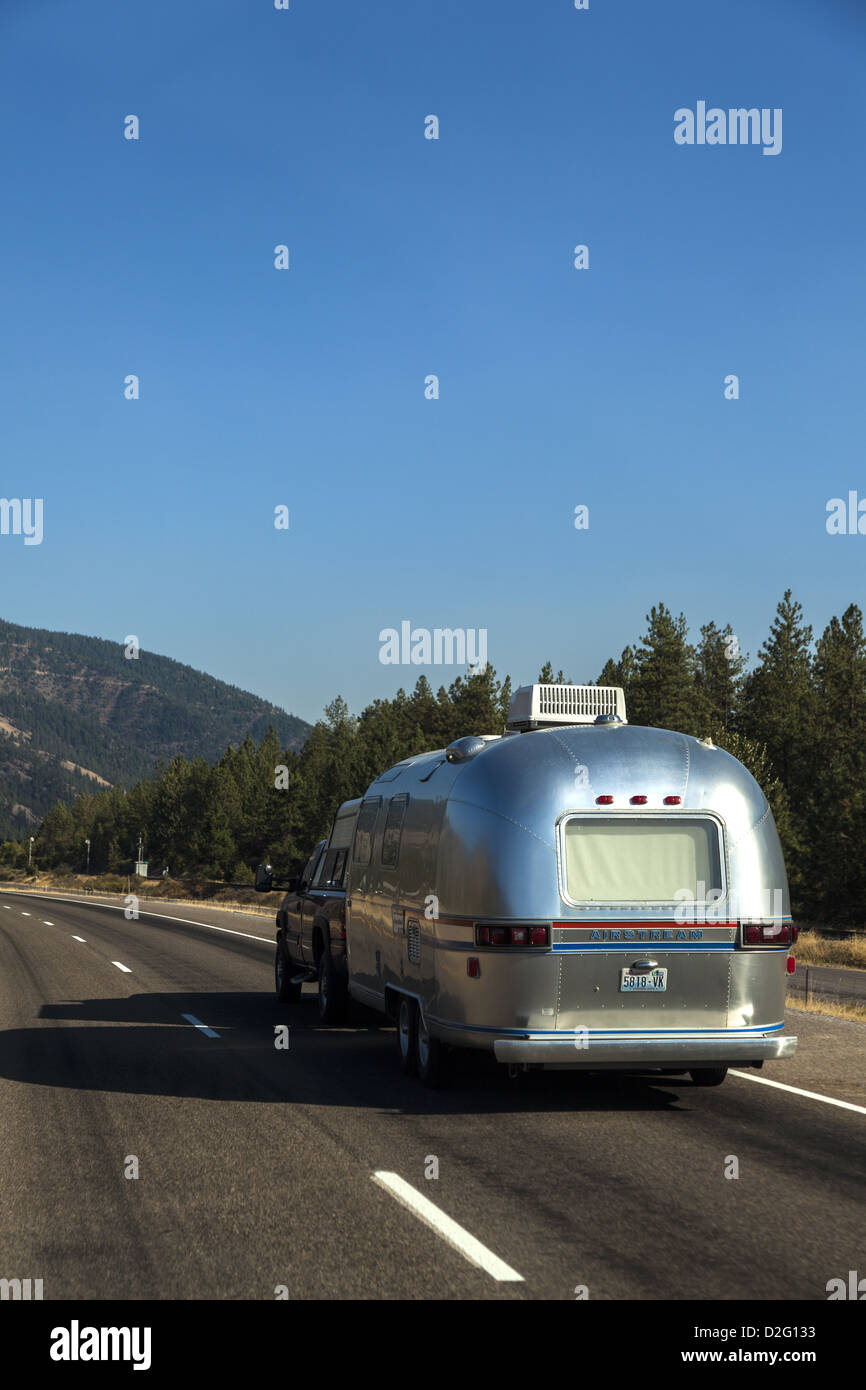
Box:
794;929;866;971
4;873;279;918
787;997;866;1024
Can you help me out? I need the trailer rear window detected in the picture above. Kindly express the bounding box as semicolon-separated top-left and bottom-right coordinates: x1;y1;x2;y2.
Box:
561;815;722;905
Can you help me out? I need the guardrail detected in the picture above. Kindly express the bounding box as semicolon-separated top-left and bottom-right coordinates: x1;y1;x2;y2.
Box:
787;963;866;1008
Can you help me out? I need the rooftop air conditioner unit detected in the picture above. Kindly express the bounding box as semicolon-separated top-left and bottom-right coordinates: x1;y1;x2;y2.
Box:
506;683;627;732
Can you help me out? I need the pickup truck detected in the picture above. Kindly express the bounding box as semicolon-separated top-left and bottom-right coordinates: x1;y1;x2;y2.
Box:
255;798;360;1023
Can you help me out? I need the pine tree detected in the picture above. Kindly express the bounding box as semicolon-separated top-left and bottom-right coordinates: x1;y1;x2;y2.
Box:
627;605;699;733
805;604;866;923
739;591;816;801
694;622;747;732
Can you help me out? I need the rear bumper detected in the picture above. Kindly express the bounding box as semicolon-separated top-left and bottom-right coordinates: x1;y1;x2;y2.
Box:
490;1031;797;1069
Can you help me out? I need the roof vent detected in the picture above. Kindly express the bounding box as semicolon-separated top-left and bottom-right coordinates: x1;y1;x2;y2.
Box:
506;684;627;732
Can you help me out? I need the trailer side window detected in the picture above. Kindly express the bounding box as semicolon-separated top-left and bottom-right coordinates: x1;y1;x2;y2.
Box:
353;798;381;867
381;795;409;868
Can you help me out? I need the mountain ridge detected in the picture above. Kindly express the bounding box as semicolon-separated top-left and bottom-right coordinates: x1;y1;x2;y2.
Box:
0;617;310;838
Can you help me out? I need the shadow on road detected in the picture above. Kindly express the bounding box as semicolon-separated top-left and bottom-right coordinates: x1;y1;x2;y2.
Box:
0;990;696;1114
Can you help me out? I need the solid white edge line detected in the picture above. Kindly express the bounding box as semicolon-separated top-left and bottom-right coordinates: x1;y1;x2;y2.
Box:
1;892;273;944
111;961;132;973
72;936;86;943
372;1171;524;1283
730;1069;866;1115
181;1013;220;1039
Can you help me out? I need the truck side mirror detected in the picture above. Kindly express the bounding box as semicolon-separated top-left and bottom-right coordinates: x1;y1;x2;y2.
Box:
254;863;274;892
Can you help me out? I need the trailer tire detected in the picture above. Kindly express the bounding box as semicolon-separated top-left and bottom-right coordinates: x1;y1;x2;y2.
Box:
415;1010;447;1088
689;1067;728;1087
317;949;349;1024
275;945;301;1004
395;995;417;1076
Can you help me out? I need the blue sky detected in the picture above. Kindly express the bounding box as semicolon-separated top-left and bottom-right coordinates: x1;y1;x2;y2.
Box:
1;0;864;724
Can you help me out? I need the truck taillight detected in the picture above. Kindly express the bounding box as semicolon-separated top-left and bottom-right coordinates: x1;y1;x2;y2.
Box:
787;955;796;974
475;924;549;948
339;904;346;937
742;922;791;946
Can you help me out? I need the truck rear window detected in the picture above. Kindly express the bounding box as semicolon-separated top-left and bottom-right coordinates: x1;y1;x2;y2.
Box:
561;815;722;904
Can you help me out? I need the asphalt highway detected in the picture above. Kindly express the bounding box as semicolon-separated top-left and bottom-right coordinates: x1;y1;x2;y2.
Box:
1;889;862;1301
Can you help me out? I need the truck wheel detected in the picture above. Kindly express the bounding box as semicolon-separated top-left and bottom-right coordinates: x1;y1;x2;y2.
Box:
395;995;417;1076
689;1067;728;1087
415;1010;447;1088
317;949;349;1024
275;945;301;1004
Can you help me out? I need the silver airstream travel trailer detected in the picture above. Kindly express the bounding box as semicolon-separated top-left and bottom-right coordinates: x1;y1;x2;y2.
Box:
345;684;798;1086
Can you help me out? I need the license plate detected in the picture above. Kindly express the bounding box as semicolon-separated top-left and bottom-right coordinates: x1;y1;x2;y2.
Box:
620;967;667;992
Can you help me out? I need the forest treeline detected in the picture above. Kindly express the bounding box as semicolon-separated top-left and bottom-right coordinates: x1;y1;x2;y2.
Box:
5;591;866;926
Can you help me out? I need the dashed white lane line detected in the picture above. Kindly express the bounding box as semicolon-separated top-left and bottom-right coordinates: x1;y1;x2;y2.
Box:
372;1171;524;1283
21;912;31;916
43;921;54;926
181;1013;220;1039
112;961;132;974
730;1069;866;1116
72;936;86;943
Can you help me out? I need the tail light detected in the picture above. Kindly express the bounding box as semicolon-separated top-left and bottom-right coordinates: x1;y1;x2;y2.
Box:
742;922;792;946
787;955;796;974
475;924;549;948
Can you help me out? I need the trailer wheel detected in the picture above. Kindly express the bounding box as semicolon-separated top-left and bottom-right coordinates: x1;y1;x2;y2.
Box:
415;1010;447;1088
689;1067;728;1087
275;945;301;1004
395;996;417;1076
317;949;349;1024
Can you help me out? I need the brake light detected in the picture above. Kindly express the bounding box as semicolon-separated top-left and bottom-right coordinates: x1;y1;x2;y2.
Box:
630;795;648;805
596;795;614;805
787;955;796;975
743;922;792;945
475;924;549;947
